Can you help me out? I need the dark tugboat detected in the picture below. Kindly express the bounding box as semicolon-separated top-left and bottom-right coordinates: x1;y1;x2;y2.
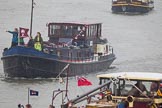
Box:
111;0;154;14
1;22;116;78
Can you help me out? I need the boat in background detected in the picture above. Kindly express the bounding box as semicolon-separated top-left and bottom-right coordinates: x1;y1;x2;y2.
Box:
1;22;116;78
57;72;162;108
111;0;154;14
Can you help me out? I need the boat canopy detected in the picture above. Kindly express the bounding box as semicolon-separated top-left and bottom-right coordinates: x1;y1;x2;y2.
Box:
97;72;162;81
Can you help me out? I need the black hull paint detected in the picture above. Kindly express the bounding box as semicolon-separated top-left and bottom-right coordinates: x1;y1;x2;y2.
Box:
112;5;154;14
1;54;115;78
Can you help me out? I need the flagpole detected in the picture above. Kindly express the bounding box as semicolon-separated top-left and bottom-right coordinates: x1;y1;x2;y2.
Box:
28;88;30;104
18;28;20;46
30;0;34;37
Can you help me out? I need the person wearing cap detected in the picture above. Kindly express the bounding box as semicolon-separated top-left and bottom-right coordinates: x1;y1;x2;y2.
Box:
6;28;18;47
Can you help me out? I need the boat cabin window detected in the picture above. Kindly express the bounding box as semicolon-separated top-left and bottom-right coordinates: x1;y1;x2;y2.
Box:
86;24;101;38
48;23;102;39
99;78;159;97
48;24;86;38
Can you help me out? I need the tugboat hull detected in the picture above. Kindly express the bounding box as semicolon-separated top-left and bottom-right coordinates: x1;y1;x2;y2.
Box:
1;54;115;78
1;47;116;78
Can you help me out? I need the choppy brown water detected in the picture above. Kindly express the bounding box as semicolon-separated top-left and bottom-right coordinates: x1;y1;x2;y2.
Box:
0;0;162;108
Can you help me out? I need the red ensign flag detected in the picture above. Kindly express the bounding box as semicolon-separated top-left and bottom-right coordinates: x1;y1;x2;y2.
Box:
77;76;92;86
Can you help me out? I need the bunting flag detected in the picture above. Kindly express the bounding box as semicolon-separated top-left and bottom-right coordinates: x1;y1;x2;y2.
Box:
19;27;29;38
77;76;92;86
30;89;39;96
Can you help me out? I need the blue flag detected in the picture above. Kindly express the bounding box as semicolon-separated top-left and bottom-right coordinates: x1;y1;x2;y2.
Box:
30;89;39;96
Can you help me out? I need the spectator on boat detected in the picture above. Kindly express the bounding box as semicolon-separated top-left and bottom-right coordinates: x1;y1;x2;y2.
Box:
128;81;147;96
19;37;25;46
49;104;55;108
27;36;34;48
25;104;32;108
34;32;43;51
18;104;24;108
150;81;158;92
118;99;128;108
18;104;21;108
6;28;18;47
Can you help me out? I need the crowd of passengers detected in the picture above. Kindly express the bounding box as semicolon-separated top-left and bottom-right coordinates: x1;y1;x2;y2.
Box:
6;28;86;53
118;81;160;97
6;28;44;51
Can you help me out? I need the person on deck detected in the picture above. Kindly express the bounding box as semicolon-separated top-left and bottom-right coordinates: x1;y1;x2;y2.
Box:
34;32;43;51
19;37;25;45
27;36;34;48
25;104;32;108
150;81;158;92
128;81;147;96
6;28;18;47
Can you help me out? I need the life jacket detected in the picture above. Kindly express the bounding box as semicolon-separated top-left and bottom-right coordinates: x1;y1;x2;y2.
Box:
34;36;42;51
34;42;42;51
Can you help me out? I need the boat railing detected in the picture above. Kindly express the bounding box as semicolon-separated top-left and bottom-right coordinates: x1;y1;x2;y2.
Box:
42;42;114;62
59;55;98;63
58;52;113;63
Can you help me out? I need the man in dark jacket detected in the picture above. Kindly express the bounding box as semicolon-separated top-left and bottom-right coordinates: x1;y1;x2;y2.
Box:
27;36;34;48
6;28;18;47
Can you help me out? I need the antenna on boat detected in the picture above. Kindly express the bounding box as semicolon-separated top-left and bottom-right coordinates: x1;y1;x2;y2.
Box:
56;64;70;78
51;65;70;107
30;0;34;37
64;66;70;101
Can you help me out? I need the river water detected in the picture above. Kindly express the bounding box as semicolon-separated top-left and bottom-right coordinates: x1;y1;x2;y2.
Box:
0;0;162;108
